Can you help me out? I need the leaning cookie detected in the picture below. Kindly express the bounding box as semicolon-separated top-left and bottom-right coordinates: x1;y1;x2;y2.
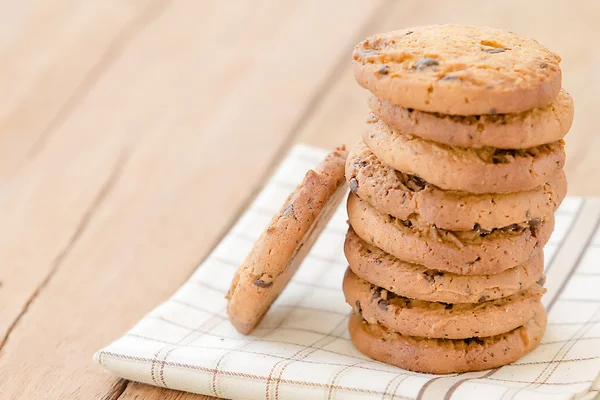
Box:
364;114;565;193
227;147;347;334
368;89;574;149
346;141;566;231
348;305;546;374
344;228;544;304
353;25;561;115
344;268;545;339
347;193;553;275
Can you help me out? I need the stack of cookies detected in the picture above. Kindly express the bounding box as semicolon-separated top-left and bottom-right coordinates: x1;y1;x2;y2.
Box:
343;25;573;374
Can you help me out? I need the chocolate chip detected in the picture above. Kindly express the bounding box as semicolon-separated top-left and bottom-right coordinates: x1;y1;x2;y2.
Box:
407;175;427;191
529;220;541;238
491;149;515;164
353;160;368;168
540;63;548;69
406;30;414;35
423;270;444;283
422;272;434;283
474;224;491;237
282;204;296;219
467;256;482;266
483;48;508;54
464;337;485;345
441;75;460;81
357;48;375;57
400;219;413;228
355;300;362;314
253;279;273;288
415;58;439;69
537;275;547;287
407;108;414;113
378;65;389;75
372;290;381;300
378;300;389;310
374;259;382;265
505;223;521;232
478;295;488;302
444;303;454;310
349;178;359;193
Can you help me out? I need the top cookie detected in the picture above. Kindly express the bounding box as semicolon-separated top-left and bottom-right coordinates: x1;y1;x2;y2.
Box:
353;25;562;115
227;146;348;334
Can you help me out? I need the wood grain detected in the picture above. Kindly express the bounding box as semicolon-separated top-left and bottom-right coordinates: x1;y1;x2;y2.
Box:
0;1;382;399
0;0;159;359
0;0;598;399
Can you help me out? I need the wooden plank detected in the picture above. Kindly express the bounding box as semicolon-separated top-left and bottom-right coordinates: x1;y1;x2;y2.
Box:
0;1;383;399
0;0;159;177
297;0;600;196
0;0;157;355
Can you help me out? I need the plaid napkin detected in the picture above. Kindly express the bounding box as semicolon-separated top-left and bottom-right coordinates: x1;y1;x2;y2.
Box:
95;144;600;400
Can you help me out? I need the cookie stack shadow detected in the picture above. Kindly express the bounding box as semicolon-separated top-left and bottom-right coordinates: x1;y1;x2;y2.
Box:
343;25;574;374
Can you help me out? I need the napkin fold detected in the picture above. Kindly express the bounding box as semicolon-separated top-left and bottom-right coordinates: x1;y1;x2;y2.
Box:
95;144;600;400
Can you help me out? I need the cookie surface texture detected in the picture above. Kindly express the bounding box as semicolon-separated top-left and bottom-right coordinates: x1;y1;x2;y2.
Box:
353;24;562;115
344;228;544;304
348;305;547;374
227;147;348;334
346;193;554;275
346;141;566;230
368;89;574;149
363;114;566;193
344;268;545;339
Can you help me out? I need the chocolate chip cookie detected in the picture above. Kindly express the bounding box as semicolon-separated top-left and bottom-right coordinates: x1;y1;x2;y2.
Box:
348;305;546;374
344;268;545;339
364;114;565;193
368;89;574;149
344;228;544;304
227;147;347;334
347;193;553;275
346;141;566;230
353;25;562;115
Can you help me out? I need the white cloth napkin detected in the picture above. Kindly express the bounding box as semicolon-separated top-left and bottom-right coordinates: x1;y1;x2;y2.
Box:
95;143;600;400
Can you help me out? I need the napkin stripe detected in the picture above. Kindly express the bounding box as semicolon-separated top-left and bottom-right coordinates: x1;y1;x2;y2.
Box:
437;200;600;400
380;372;410;400
124;333;418;375
444;369;499;400
504;306;600;400
99;351;396;396
95;144;600;400
270;262;352;400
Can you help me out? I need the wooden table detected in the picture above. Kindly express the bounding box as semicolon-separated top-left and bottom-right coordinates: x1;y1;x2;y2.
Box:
1;1;599;399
